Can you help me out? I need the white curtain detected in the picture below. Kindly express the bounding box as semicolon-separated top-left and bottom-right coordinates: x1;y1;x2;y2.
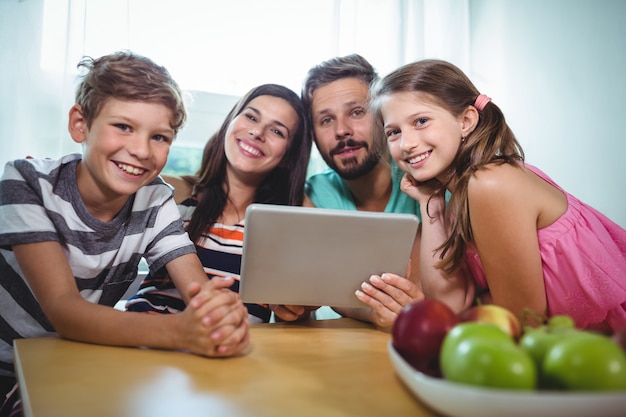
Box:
0;0;469;167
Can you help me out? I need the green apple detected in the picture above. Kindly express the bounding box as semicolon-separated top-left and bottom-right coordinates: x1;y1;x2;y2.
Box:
519;325;588;388
542;332;626;391
519;324;584;365
440;322;536;390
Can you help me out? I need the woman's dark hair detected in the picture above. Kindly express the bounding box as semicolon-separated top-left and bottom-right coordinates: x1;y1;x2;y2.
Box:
184;84;311;243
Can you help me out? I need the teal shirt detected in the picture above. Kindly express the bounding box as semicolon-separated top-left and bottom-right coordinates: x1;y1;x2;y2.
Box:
305;161;421;221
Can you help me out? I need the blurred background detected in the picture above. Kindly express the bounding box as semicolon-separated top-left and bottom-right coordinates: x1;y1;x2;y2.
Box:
1;0;624;227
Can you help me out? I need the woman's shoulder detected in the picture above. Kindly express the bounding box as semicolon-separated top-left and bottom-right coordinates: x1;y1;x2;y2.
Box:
160;174;194;204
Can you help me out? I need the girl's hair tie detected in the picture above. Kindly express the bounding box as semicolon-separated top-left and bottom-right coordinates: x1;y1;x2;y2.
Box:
474;94;491;111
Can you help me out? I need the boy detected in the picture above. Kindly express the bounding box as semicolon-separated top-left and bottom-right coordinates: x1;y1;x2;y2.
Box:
0;51;249;415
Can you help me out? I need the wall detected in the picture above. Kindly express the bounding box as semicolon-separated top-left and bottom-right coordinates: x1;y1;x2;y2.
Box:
2;1;624;227
468;0;626;227
176;90;239;149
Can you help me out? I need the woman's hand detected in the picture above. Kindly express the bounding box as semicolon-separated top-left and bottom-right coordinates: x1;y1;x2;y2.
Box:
270;304;319;322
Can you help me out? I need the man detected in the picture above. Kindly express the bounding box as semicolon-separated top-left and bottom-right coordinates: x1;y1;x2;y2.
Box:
271;54;424;330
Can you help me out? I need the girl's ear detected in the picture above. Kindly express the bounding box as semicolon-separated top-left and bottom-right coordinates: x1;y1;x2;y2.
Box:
68;104;87;144
460;105;479;137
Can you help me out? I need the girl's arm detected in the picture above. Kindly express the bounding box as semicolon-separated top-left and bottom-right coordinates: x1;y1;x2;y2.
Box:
400;175;475;313
468;164;547;321
14;242;248;357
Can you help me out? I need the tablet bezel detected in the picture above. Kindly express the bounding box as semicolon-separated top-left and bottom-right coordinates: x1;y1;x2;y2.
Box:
239;204;419;308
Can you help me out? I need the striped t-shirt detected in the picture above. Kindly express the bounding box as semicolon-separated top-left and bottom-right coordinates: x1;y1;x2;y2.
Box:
0;154;196;378
126;197;271;323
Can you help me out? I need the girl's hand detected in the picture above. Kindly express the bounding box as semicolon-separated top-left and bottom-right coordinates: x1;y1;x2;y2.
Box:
400;174;441;205
355;273;425;331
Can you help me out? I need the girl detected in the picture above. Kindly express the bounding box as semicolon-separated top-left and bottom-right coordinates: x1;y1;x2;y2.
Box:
126;84;312;324
371;59;626;332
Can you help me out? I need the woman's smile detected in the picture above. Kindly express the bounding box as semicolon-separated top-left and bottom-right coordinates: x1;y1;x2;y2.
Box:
237;139;264;158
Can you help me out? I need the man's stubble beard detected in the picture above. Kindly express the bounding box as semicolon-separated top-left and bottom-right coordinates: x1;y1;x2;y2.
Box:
321;141;388;181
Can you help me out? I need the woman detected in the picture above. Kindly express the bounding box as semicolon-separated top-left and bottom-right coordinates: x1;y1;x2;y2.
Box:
126;84;312;323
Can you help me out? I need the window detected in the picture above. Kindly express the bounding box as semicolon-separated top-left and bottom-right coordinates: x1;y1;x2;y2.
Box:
2;0;470;169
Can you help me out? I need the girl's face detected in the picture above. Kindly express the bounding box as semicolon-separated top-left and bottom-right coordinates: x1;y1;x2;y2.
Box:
224;95;299;183
381;91;469;185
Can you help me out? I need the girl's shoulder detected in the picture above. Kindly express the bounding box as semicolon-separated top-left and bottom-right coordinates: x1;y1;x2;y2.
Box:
468;162;555;221
468;162;526;194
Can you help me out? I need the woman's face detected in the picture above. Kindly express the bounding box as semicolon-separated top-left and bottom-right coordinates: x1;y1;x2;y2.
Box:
224;95;299;182
381;91;466;184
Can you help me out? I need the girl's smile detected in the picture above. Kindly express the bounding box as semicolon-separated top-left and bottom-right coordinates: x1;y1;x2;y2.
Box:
406;150;432;167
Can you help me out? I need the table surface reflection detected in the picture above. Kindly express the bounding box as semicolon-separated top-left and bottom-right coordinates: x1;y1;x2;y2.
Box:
14;318;438;417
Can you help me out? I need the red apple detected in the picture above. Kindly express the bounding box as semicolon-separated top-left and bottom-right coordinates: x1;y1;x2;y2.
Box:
458;304;522;340
392;299;459;377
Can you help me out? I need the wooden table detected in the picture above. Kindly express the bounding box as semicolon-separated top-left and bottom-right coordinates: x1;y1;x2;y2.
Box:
14;318;438;417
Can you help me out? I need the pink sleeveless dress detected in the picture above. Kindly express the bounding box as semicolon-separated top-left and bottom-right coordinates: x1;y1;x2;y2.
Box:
464;164;626;331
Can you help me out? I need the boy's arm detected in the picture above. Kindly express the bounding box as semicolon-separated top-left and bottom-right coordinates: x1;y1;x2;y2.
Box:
13;242;248;357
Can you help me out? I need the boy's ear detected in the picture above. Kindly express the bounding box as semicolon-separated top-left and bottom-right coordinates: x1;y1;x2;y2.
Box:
68;104;87;144
460;105;479;137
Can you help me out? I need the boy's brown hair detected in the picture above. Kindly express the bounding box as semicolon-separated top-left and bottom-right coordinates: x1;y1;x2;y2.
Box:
75;50;186;135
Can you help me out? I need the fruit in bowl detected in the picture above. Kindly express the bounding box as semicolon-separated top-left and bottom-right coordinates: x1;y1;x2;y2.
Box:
542;331;626;391
458;304;522;340
392;299;459;377
612;325;626;353
440;321;537;390
393;301;626;394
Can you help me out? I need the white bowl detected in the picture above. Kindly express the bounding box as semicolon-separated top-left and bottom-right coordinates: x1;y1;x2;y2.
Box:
387;341;626;417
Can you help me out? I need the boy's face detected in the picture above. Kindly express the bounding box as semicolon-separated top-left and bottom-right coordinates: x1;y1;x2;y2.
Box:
71;98;174;203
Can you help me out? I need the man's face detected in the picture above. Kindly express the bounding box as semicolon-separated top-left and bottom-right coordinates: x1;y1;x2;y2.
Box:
310;78;382;180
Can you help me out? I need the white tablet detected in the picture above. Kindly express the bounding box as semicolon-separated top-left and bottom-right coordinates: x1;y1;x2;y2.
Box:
239;204;419;308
